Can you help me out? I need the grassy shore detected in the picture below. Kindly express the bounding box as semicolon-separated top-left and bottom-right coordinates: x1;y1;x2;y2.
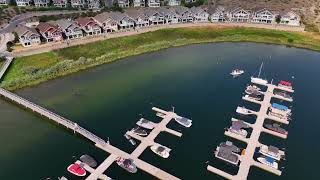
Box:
2;26;320;90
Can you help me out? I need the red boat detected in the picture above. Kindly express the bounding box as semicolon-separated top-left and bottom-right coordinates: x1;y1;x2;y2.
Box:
67;163;86;177
278;80;292;89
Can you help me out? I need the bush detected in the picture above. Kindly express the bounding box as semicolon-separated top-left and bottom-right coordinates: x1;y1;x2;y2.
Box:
287;38;294;43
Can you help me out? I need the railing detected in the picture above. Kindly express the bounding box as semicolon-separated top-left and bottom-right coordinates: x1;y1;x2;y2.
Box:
0;87;107;146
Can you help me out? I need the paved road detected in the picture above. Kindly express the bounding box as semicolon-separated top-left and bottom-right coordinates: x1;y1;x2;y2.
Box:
0;10;86;34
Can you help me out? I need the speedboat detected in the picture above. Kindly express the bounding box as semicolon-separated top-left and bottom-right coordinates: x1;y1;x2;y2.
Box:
259;145;284;161
67;163;86;177
124;134;137;146
264;123;288;135
278;80;293;90
116;157;138;173
257;156;278;169
150;144;170;158
236;106;253;115
136;118;155;130
131;126;148;136
80;154;97;168
245;85;262;95
174;116;192;128
245;94;262;101
230;69;244;76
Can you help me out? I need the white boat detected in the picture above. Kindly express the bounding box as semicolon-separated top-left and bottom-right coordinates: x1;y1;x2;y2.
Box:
131;127;148;136
150;144;171;158
245;85;262;95
136;118;155;130
244;94;261;101
230;69;244;76
174;116;192;128
259;145;284;161
124;134;136;146
236;106;253;115
229;128;247;137
251;62;268;85
257;157;278;169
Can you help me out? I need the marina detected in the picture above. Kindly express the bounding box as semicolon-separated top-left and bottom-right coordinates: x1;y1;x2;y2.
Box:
207;77;294;179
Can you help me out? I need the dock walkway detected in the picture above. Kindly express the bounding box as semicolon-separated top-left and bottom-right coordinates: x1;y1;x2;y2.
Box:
207;80;294;180
0;56;13;80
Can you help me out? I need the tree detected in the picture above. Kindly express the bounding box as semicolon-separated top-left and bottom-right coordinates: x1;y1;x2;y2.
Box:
275;15;281;24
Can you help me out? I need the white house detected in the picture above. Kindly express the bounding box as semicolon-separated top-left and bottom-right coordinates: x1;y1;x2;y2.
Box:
173;6;193;23
71;0;86;8
93;12;118;32
125;10;149;27
144;9;165;25
280;11;300;26
52;0;68;7
109;12;135;30
133;0;145;7
251;8;275;24
148;0;160;8
209;6;227;22
36;22;63;42
76;17;102;35
54;19;84;40
34;0;49;7
0;0;10;5
87;0;101;10
167;0;180;6
158;7;179;24
15;0;32;6
228;7;251;22
117;0;129;7
15;25;41;47
190;6;209;22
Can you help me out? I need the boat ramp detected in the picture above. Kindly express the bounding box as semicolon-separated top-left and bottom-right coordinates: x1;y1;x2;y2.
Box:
207;79;294;180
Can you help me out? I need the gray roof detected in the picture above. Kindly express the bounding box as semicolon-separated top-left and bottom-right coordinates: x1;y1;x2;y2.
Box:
15;25;40;38
125;9;146;19
268;146;279;154
53;19;74;30
189;6;204;14
220;141;240;153
172;6;190;15
94;12;113;23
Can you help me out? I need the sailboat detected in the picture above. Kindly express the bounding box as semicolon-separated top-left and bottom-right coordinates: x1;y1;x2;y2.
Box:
251;62;268;85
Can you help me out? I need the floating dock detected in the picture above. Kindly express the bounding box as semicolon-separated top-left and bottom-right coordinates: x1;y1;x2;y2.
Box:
207;79;294;180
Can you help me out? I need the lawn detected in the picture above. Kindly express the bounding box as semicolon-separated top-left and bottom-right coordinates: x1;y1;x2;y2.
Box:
2;26;320;90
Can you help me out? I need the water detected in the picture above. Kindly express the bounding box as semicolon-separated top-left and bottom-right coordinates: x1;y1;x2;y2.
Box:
0;42;320;180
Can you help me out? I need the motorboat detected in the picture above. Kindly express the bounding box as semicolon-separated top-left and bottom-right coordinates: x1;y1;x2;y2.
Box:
174;116;192;128
251;62;268;85
116;157;138;173
257;156;278;169
124;134;136;146
67;163;86;177
136;118;155;130
215;141;240;165
245;85;262;95
264;123;288;135
236;106;254;115
259;145;284;161
278;80;293;90
244;94;262;101
230;69;244;76
131;126;148;136
274;91;293;100
80;154;97;168
268;108;290;120
150;144;170;158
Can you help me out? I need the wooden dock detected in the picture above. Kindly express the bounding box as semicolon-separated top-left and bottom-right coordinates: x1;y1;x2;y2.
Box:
207;80;294;180
0;56;12;80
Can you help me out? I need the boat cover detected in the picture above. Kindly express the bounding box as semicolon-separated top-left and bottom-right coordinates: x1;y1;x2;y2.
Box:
280;80;292;86
266;156;275;163
272;103;288;111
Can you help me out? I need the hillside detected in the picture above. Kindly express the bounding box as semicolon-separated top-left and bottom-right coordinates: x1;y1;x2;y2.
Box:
208;0;320;30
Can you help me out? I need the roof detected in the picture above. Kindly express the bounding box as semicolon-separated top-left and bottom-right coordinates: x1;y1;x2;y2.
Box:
125;9;146;19
268;146;279;154
189;6;205;14
53;19;74;30
36;22;59;33
94;12;113;23
76;17;96;27
172;6;190;15
15;25;40;38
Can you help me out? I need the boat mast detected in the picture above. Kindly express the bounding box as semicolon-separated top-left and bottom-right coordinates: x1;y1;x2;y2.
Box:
258;62;263;78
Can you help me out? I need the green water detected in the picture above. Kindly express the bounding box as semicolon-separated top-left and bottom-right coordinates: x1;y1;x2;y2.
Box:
1;43;320;180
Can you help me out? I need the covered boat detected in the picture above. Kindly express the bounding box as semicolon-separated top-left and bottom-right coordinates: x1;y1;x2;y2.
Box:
259;145;285;161
272;103;289;112
131;126;148;136
264;123;288;135
278;80;293;89
236;106;253;115
257;156;278;169
215;141;240;165
150;144;171;158
67;163;86;177
136;118;155;130
116;157;138;173
80;154;97;168
228;120;249;137
174;116;192;128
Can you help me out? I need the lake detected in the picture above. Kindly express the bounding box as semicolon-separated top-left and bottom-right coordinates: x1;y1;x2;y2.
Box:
0;42;319;180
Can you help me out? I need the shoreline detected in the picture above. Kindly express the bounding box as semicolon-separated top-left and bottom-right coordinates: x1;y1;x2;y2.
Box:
2;26;320;91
